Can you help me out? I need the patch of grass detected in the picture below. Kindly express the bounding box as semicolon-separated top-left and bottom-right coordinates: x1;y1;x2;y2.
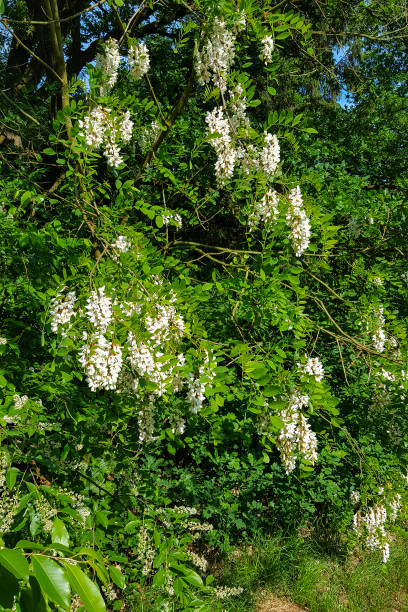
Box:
208;532;408;612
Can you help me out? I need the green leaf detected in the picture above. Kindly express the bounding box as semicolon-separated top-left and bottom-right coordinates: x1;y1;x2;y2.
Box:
155;215;164;228
32;556;70;609
20;576;48;612
63;562;106;612
109;565;125;589
51;518;70;547
6;467;20;490
0;548;29;580
0;1;5;16
0;564;19;608
181;568;203;587
43;148;56;155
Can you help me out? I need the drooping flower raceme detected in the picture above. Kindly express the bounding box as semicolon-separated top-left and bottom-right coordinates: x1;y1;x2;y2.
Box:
79;106;133;168
372;305;386;353
95;38;120;94
50;279;216;442
138;120;161;154
229;84;250;133
275;392;317;474
353;492;401;563
297;354;325;382
206;107;237;185
112;235;132;261
128;41;150;81
249;189;279;229
286;186;311;257
260;35;275;64
50;290;76;336
85;287;112;332
259;132;280;177
195;17;236;93
78;332;123;392
162;212;183;229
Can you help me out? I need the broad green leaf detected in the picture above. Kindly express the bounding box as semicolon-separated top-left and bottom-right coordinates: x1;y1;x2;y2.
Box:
20;576;47;612
51;518;70;547
63;562;105;612
0;564;19;608
32;556;70;609
6;467;20;490
0;548;29;580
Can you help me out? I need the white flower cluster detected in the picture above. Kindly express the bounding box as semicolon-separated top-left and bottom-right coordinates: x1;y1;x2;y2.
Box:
249;189;279;229
136;527;155;576
229;84;250;132
86;287;112;332
78;333;123;392
50;282;216;440
297;354;324;382
50;290;76;336
0;452;20;533
214;586;244;599
186;350;216;413
128;41;150;81
260;35;275;64
286;186;311;257
353;493;401;563
95;38;120;94
13;393;28;409
195;17;236;93
276;392;317;474
206;107;237;185
0;336;7;345
186;550;208;572
401;271;408;284
168;409;185;435
137;395;157;442
372;305;386;353
259;132;280;177
138;120;160;154
111;235;132;261
79;106;133;167
162;212;183;229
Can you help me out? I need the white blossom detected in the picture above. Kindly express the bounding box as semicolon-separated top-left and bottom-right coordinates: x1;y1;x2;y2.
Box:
260;35;275;64
95;38;120;94
138;120;160;153
128;41;150;81
50;290;76;335
260;132;280;176
372;305;386;353
286;186;311;257
206;107;237;185
112;235;132;260
297;354;324;382
79;106;133;168
275;392;317;474
162;212;183;228
78;332;123;392
229;85;250;132
350;490;360;505
137;396;157;442
195;18;236;93
85;287;112;332
249;189;279;229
